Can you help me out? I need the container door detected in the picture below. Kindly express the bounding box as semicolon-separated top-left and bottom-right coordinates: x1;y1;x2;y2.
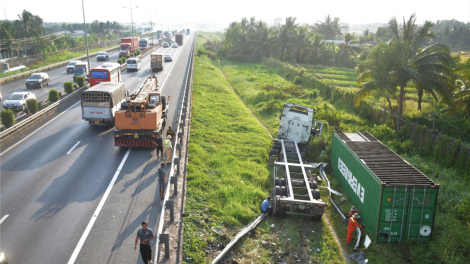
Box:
403;187;438;242
377;187;409;242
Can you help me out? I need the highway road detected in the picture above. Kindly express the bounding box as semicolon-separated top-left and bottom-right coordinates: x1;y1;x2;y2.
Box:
0;35;159;112
0;33;194;264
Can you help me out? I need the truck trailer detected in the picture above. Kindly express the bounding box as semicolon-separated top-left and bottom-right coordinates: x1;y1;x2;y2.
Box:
119;37;140;58
81;82;126;125
150;52;164;71
269;103;327;219
114;76;168;147
175;34;183;46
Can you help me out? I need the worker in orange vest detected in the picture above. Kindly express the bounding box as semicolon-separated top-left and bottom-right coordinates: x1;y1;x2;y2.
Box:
347;213;362;244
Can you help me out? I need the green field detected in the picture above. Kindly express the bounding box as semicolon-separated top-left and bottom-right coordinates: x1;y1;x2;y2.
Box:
220;59;470;264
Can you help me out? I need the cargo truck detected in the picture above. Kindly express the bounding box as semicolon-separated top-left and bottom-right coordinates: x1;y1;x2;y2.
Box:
164;31;169;38
175;34;183;46
114;76;168;147
150;52;164;71
81;82;126;125
331;131;439;242
268;103;327;219
186;28;190;35
119;37;140;58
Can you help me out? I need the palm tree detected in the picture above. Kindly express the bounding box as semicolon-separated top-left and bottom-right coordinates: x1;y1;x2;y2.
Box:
250;26;273;58
336;33;361;66
291;26;310;63
270;26;292;60
452;79;470;118
315;15;346;39
306;33;324;64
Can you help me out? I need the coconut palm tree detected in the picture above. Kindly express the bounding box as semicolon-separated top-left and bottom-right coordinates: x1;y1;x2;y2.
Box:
250;26;273;58
305;33;324;64
336;33;361;66
315;15;346;39
452;79;470;118
270;26;292;60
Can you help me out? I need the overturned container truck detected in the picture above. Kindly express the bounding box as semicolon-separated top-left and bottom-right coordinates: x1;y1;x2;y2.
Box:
269;103;327;219
331;131;439;242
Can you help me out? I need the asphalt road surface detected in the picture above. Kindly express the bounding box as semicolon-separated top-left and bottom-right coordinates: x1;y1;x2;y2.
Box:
0;32;194;264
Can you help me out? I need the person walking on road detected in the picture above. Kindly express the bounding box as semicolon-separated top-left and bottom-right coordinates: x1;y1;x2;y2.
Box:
166;126;176;140
154;134;163;160
347;213;363;244
261;196;272;214
165;135;173;164
158;163;166;199
134;221;155;264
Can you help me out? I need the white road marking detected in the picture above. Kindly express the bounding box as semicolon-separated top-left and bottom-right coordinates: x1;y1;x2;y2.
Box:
138;78;141;82
0;100;81;157
160;45;185;91
67;148;132;264
66;141;81;155
0;215;9;225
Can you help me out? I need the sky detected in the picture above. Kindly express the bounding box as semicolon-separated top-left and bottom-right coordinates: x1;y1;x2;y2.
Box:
2;0;470;31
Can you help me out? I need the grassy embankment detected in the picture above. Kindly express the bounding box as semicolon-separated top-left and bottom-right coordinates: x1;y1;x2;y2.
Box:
182;34;346;263
221;60;470;264
0;43;119;79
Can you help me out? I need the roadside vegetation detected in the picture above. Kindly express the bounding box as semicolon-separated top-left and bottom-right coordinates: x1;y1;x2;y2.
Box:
219;58;470;263
183;34;345;263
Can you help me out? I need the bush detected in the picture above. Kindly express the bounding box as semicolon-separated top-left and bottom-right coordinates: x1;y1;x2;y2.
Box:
26;98;38;114
125;54;130;59
293;76;302;85
48;89;60;103
1;109;16;128
117;58;123;65
64;81;74;94
121;57;127;63
76;76;85;87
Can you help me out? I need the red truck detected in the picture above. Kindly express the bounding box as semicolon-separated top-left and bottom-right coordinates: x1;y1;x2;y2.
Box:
119;37;140;58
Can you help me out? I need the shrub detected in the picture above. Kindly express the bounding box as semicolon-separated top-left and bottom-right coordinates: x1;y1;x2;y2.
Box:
121;57;127;63
64;81;74;94
48;89;60;103
117;58;123;65
1;109;16;128
76;76;85;87
125;54;130;59
293;76;302;85
26;98;38;114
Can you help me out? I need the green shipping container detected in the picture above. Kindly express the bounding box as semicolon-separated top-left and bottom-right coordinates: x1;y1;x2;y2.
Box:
331;131;439;243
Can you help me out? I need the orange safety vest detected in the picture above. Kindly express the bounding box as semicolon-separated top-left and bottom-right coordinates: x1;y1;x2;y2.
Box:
347;216;362;231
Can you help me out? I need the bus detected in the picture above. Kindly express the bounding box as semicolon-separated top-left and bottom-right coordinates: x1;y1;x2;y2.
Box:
139;39;149;49
89;63;122;87
81;82;127;125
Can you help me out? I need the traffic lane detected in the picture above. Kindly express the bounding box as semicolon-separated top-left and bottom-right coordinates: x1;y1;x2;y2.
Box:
72;34;195;263
0;103;128;264
0;50;121;111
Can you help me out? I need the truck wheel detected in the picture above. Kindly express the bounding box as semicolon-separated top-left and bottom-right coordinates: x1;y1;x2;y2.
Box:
280;196;287;216
281;186;287;197
275;178;280;186
312;189;321;200
273;195;281;216
280;178;286;186
269;149;275;157
161;96;167;111
275;186;281;196
309;182;318;190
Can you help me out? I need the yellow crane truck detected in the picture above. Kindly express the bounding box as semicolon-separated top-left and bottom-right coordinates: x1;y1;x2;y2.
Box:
114;75;168;147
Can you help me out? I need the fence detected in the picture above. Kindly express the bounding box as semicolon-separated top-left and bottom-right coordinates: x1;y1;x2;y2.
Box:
2;40;121;69
262;57;470;178
154;34;195;262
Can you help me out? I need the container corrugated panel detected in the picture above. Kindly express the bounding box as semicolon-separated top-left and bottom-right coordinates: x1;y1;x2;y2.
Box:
331;131;439;243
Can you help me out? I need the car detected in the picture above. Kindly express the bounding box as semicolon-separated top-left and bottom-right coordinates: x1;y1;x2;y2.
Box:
97;52;109;61
66;61;80;73
164;54;173;62
163;42;170;48
171;40;175;43
172;43;178;48
127;58;141;71
2;92;36;112
25;73;50;89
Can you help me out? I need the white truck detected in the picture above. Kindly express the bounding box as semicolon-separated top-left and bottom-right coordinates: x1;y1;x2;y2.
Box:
81;82;127;125
269;103;326;219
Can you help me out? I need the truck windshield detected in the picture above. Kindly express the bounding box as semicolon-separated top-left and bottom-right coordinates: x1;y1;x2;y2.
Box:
120;46;129;50
74;68;85;73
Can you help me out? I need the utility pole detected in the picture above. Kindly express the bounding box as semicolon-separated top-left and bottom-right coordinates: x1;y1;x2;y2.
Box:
123;1;139;52
81;0;91;80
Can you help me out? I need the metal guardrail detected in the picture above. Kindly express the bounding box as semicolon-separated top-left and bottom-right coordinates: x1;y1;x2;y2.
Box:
0;84;89;140
0;45;122;84
154;34;196;262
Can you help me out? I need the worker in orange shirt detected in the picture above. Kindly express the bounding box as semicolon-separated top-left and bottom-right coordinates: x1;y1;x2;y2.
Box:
347;206;358;218
347;213;362;244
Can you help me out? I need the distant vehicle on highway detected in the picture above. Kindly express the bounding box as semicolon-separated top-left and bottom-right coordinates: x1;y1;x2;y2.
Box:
172;43;178;48
139;39;149;49
90;63;122;87
96;52;109;61
151;53;164;71
126;58;141;71
66;61;80;73
25;73;50;89
163;42;169;48
73;62;89;82
164;54;173;62
81;82;127;125
3;92;36;112
171;39;175;43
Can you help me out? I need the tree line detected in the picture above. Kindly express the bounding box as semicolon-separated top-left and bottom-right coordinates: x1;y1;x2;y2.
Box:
0;10;128;58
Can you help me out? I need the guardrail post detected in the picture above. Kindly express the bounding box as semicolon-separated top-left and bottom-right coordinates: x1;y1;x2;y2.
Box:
179;122;185;136
173;157;180;177
159;233;170;258
171;175;178;196
165;200;174;222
